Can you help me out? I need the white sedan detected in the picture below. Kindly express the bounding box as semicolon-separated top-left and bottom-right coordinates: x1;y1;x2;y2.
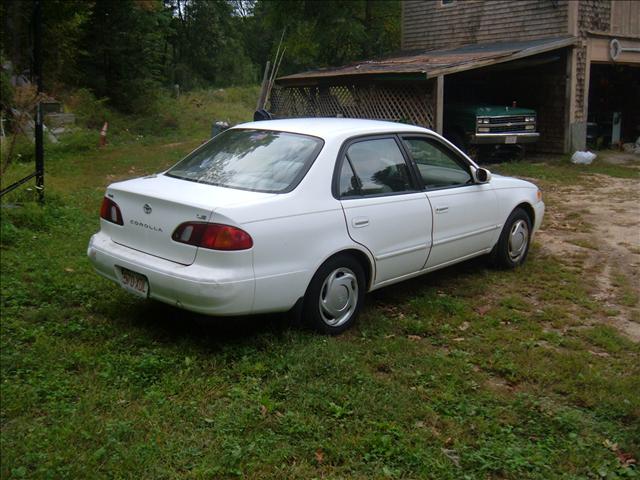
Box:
88;118;544;334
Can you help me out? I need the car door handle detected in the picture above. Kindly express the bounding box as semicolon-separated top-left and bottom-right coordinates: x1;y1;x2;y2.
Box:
352;217;370;228
435;206;449;214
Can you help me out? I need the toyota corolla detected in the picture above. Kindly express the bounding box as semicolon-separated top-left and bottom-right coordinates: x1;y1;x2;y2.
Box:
87;118;544;334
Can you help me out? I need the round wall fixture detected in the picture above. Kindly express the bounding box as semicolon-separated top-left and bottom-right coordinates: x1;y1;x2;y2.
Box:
610;39;621;61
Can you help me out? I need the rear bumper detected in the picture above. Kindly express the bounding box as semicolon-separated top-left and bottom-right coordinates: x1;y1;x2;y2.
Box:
470;133;540;145
87;231;254;315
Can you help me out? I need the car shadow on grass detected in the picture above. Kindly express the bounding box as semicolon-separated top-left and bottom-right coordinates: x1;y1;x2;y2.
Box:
121;298;297;349
111;255;495;348
368;255;491;305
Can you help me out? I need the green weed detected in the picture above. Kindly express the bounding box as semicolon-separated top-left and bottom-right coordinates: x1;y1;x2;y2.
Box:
2;93;639;478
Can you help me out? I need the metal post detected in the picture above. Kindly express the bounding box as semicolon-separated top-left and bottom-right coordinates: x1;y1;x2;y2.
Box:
34;0;44;203
256;61;271;111
435;75;444;135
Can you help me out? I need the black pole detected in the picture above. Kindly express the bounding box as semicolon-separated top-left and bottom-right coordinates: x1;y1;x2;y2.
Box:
34;0;44;203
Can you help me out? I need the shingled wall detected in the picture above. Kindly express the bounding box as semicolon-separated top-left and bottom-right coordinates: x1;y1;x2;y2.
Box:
575;1;612;122
402;0;569;51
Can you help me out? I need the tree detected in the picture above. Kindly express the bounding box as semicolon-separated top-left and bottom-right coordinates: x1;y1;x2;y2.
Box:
164;0;255;90
77;0;170;112
1;0;92;94
246;0;401;76
0;0;402;113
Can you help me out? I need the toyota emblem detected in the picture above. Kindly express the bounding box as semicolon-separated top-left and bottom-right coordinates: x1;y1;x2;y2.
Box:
143;204;152;214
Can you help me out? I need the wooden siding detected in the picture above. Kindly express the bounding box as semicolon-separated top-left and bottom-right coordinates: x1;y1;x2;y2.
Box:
402;0;569;51
610;1;640;37
575;1;612;122
590;36;640;63
579;0;612;34
533;56;569;153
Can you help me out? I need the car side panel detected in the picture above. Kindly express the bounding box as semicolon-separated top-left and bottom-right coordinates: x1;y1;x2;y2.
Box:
214;149;370;315
492;185;544;235
245;206;366;313
341;193;432;285
425;184;499;269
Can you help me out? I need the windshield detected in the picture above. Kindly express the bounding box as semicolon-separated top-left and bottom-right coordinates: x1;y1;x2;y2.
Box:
166;129;323;193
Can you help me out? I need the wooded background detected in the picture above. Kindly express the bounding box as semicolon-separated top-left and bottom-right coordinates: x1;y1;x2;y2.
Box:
1;0;401;113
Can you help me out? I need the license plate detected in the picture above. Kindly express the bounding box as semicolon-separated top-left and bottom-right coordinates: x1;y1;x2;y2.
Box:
119;267;149;298
505;135;517;144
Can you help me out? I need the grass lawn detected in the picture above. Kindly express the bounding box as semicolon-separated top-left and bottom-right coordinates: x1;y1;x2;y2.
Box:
1;94;639;478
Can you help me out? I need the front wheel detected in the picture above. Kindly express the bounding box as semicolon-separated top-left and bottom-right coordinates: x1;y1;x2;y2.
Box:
490;208;532;269
303;254;365;335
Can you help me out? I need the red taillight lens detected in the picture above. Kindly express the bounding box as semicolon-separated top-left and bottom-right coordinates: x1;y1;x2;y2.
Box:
172;222;253;250
100;197;123;225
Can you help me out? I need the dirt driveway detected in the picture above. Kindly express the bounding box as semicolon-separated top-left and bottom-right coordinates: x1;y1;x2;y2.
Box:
533;152;639;341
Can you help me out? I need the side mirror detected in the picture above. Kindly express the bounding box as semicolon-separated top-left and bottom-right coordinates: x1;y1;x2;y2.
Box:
473;167;491;184
253;109;273;121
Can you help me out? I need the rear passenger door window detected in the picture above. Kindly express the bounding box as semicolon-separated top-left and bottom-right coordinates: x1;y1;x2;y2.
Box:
335;135;432;284
339;138;413;197
401;137;471;189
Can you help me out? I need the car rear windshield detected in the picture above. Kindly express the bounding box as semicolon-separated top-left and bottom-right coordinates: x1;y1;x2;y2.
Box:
166;128;323;193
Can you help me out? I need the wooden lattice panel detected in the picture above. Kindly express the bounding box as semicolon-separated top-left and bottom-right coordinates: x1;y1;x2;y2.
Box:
269;82;435;129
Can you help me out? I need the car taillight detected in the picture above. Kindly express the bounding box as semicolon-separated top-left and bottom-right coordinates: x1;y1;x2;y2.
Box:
172;222;253;250
100;197;123;225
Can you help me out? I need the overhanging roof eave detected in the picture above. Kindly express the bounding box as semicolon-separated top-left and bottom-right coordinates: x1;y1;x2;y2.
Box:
430;36;578;77
275;36;578;85
275;71;430;87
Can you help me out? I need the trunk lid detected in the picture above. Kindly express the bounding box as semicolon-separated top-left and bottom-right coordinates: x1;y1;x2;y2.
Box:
104;174;273;265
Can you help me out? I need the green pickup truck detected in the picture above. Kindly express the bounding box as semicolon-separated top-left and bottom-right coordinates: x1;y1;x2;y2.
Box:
444;104;539;158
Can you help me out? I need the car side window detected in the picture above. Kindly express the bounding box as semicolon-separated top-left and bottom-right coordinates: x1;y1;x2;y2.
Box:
338;159;361;198
402;137;472;189
340;138;412;197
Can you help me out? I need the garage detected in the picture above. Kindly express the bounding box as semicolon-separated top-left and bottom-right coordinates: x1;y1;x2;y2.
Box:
270;2;639;158
587;63;640;148
271;37;575;157
443;48;569;155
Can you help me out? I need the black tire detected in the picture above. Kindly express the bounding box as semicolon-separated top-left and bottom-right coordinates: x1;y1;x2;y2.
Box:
490;208;532;269
513;145;525;161
303;254;366;335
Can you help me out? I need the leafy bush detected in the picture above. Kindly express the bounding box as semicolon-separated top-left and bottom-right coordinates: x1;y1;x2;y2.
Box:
65;89;110;129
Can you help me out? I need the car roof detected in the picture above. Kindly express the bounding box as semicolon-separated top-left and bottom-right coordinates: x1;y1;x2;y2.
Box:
232;117;430;140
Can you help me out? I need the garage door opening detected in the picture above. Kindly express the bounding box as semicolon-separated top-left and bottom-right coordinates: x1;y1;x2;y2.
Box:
443;50;569;160
587;64;640;148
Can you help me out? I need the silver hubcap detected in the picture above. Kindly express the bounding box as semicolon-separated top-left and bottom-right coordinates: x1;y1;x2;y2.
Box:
319;267;358;327
508;219;529;262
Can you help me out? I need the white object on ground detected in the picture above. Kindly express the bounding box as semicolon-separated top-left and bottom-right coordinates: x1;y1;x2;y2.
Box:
571;151;596;164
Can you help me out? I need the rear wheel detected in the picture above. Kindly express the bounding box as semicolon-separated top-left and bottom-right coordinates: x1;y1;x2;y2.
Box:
303;254;365;335
490;208;532;269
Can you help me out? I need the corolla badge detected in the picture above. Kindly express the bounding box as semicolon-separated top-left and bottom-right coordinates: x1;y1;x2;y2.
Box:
130;219;163;232
143;203;152;214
